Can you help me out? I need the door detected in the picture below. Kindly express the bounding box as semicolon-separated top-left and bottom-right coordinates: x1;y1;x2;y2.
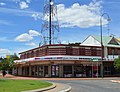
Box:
51;65;59;77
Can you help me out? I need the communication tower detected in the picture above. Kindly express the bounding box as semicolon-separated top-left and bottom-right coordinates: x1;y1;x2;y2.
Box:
40;0;59;45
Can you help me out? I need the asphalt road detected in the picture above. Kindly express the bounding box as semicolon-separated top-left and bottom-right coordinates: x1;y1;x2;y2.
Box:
48;79;120;92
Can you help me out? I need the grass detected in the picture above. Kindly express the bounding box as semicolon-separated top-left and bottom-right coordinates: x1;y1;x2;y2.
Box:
0;79;52;92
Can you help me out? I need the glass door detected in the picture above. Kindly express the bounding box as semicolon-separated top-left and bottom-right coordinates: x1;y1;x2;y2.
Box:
51;65;59;77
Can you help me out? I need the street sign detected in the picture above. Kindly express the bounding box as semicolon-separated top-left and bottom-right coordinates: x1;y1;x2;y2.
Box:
91;58;99;62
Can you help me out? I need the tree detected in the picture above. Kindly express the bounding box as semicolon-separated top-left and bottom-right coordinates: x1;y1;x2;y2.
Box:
0;54;19;71
0;58;10;70
114;56;120;73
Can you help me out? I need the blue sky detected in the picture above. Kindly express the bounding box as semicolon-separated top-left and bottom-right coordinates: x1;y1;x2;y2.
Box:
0;0;120;57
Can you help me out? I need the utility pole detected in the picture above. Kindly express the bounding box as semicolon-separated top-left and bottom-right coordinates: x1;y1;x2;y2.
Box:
100;13;110;78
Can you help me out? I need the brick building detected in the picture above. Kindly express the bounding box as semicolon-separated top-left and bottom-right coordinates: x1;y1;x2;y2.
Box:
13;35;120;77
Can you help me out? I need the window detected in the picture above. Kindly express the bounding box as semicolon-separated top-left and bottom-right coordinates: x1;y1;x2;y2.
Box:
118;49;120;55
111;48;115;55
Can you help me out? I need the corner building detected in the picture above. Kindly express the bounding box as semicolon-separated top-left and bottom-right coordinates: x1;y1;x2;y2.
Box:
13;35;120;77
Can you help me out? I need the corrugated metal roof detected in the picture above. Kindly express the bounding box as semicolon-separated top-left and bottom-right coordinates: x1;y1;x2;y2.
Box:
91;35;120;47
116;38;120;41
92;35;113;46
116;38;120;45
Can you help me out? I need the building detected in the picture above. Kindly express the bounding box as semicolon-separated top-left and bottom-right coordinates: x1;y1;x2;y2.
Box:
13;35;120;77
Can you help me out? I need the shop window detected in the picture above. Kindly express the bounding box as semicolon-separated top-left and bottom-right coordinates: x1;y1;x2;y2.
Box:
44;66;48;77
63;65;72;77
104;66;111;75
111;48;115;56
38;66;44;77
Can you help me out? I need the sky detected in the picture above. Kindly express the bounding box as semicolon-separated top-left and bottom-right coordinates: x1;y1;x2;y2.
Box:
0;0;120;57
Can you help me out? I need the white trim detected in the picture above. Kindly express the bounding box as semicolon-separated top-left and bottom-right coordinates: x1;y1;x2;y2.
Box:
107;55;119;60
48;46;66;48
15;55;101;62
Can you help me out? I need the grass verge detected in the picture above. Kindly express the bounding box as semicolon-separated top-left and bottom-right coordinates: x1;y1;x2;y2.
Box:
0;79;52;92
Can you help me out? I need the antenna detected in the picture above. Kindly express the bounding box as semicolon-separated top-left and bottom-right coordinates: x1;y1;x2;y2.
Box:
41;0;59;45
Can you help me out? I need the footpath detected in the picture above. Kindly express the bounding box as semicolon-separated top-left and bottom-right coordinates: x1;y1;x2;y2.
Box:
110;80;120;84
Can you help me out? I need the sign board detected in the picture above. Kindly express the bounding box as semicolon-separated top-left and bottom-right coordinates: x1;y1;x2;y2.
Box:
91;58;99;62
15;56;101;62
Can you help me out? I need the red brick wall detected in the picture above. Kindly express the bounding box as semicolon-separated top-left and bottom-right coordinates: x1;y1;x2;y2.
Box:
20;45;102;59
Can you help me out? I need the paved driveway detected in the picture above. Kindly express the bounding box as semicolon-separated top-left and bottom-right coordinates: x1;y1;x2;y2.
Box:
49;79;120;92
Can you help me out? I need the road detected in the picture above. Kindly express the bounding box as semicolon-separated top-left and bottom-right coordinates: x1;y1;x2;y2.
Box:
48;78;120;92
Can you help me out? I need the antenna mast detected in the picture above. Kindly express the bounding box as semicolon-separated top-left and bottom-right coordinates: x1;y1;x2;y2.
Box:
41;0;59;45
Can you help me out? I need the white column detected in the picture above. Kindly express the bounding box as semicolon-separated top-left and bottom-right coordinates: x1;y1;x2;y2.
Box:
104;46;108;60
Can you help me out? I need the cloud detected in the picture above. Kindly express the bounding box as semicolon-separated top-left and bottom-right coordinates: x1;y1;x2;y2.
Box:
12;0;30;9
32;13;41;20
0;7;42;19
5;0;40;20
61;41;68;44
56;0;108;28
15;30;41;42
0;48;10;54
12;0;31;4
15;33;33;42
29;30;41;36
25;42;36;46
0;1;39;21
26;0;31;3
19;1;29;9
0;2;6;6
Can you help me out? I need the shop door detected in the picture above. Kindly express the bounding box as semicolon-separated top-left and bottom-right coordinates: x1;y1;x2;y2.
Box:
51;65;59;77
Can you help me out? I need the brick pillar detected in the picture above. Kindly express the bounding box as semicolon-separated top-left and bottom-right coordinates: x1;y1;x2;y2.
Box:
59;65;63;77
37;66;39;77
72;65;74;77
29;66;32;76
48;65;51;77
18;67;22;76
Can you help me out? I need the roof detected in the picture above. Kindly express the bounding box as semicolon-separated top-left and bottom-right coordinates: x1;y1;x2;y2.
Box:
81;35;120;48
92;35;113;46
116;38;120;44
116;38;120;42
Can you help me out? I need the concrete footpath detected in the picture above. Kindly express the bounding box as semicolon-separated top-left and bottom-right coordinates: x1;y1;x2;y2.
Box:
110;80;120;84
43;83;71;92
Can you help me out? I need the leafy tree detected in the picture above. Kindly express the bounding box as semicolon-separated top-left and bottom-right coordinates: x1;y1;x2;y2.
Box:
0;53;19;71
114;56;120;73
0;58;10;70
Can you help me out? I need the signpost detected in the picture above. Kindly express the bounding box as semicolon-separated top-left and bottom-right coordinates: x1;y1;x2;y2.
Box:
91;58;99;78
